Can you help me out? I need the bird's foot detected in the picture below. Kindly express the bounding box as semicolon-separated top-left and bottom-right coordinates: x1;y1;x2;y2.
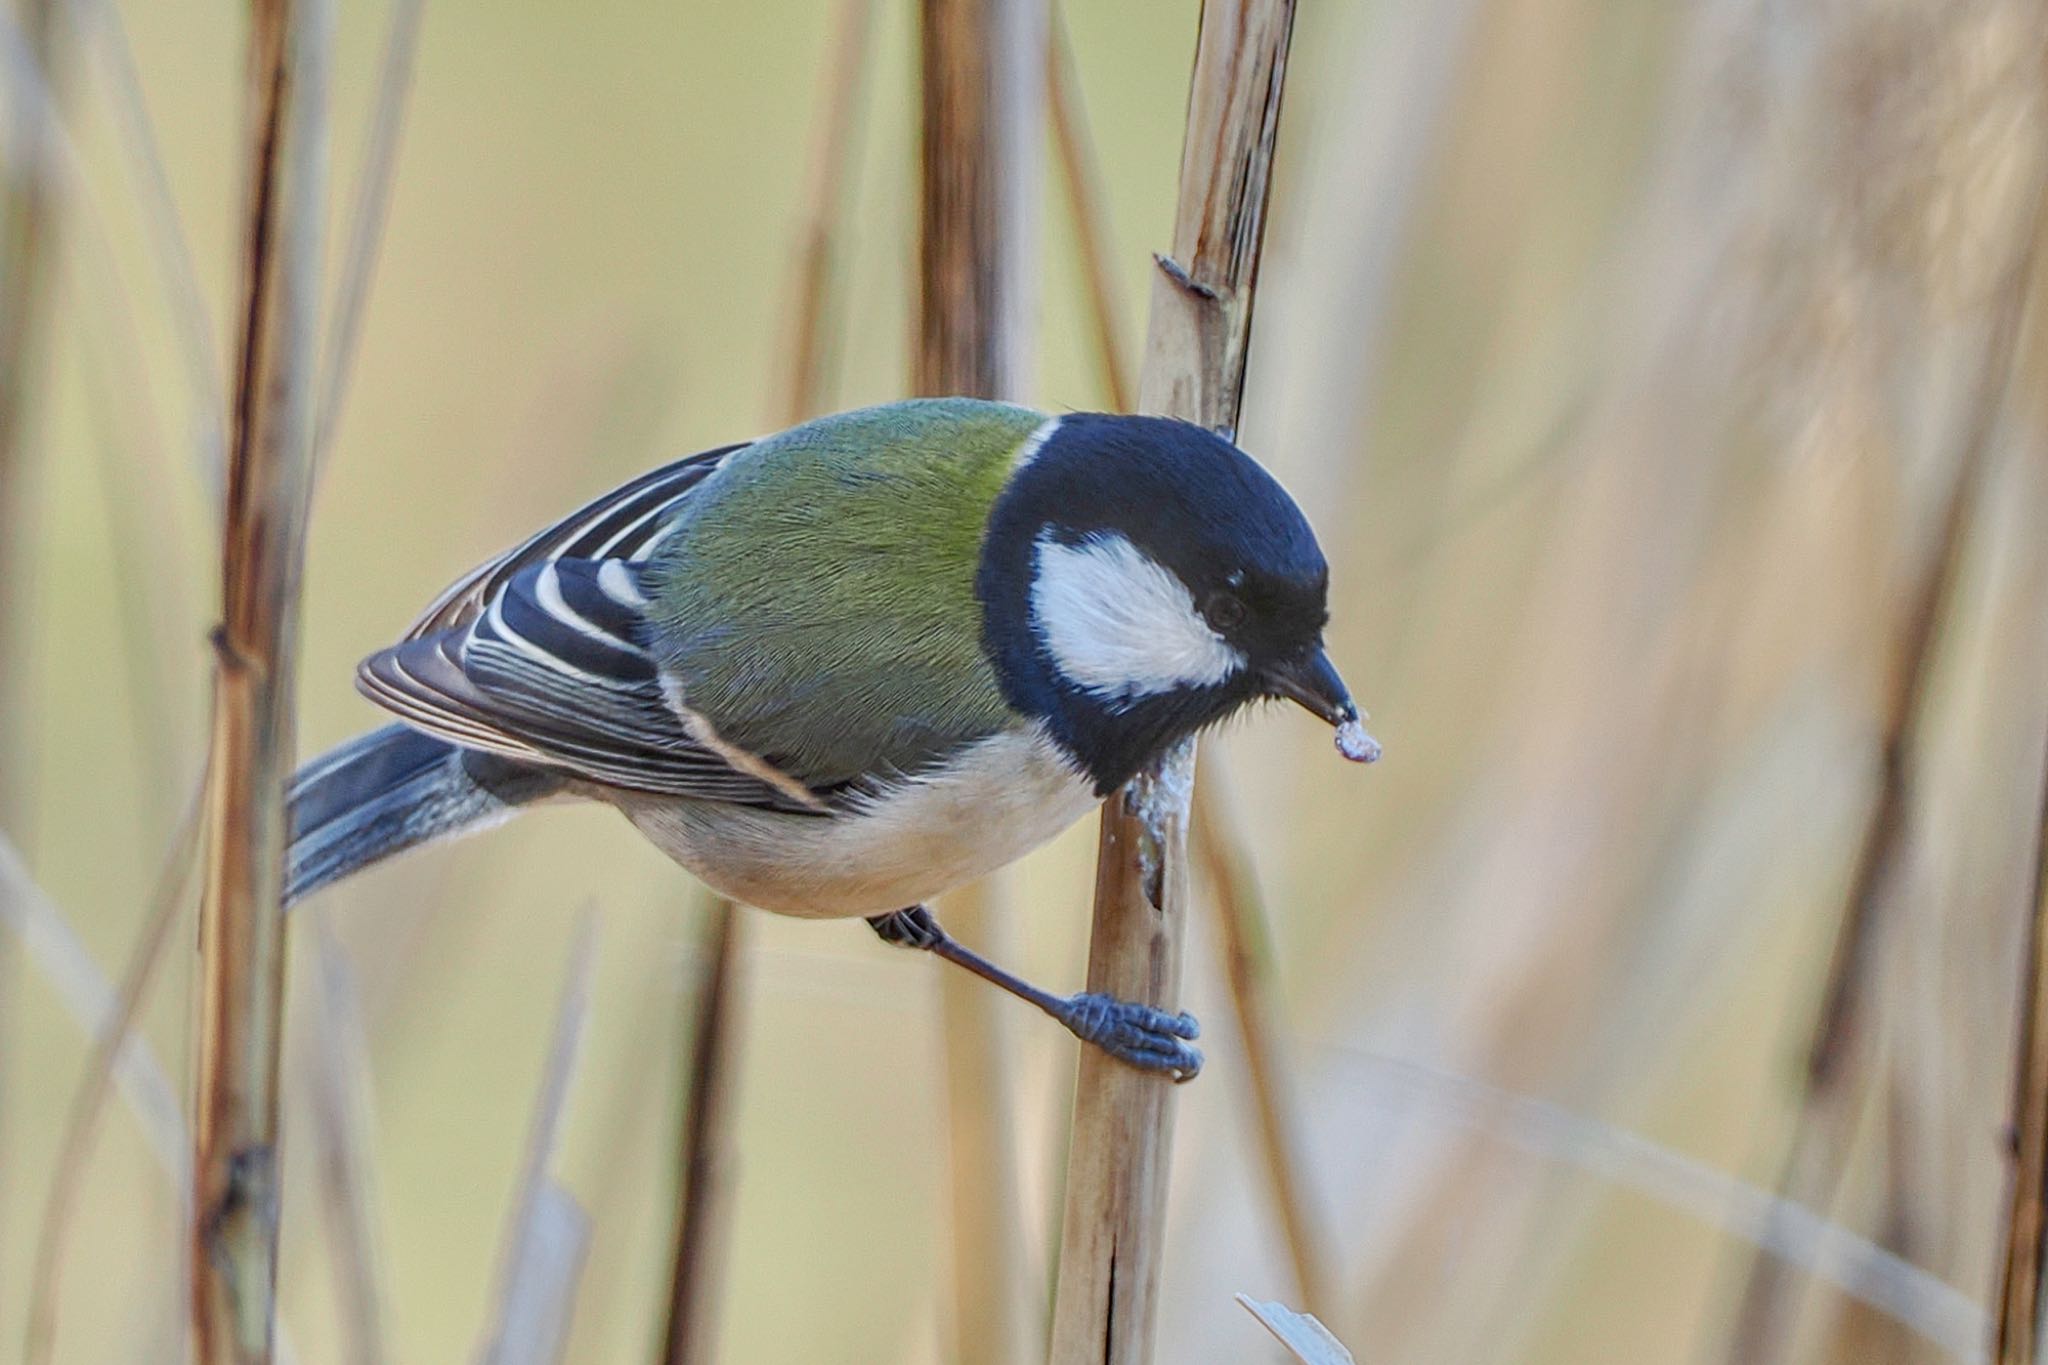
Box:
1055;993;1203;1081
867;906;944;949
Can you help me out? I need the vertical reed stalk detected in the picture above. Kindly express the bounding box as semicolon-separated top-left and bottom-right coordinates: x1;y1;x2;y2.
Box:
658;4;877;1357
659;900;744;1365
190;0;328;1359
916;0;1044;1359
1045;2;1130;414
1043;16;1331;1314
1047;4;1297;1362
0;0;60;834
1998;736;2048;1360
1190;764;1335;1315
0;0;64;1308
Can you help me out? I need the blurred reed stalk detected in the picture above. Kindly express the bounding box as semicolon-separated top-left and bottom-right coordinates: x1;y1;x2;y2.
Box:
1727;97;2048;1365
659;899;745;1365
1048;3;1297;1361
306;922;391;1365
0;0;63;1320
476;916;597;1365
1043;8;1335;1315
0;0;61;835
658;1;876;1358
26;787;205;1365
1190;765;1336;1314
916;0;1045;1360
190;0;329;1359
1999;749;2048;1361
1044;4;1129;415
1724;247;2029;1365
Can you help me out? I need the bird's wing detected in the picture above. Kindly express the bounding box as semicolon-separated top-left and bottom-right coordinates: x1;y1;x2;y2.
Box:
359;443;829;814
400;442;748;641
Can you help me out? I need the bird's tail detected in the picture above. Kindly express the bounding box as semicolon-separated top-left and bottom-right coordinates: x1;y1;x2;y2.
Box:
286;724;561;907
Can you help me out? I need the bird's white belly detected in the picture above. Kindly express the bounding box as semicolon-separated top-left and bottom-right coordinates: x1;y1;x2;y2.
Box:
618;725;1100;917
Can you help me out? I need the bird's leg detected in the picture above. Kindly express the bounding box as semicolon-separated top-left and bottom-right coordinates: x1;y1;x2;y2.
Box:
865;906;1202;1080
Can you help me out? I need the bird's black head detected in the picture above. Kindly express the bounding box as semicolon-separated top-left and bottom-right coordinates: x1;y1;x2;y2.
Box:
977;413;1363;794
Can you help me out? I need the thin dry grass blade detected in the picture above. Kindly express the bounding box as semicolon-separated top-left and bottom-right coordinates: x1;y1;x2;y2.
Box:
0;832;188;1178
1045;0;1131;413
482;1183;588;1365
314;0;424;473
776;0;875;424
475;914;598;1365
1048;4;1298;1361
1327;1047;1985;1358
1236;1295;1357;1365
72;0;228;491
305;920;391;1365
25;786;203;1365
1191;760;1335;1316
190;0;330;1357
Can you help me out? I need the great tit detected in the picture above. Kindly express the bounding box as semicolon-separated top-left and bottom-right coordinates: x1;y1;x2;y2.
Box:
287;398;1376;1077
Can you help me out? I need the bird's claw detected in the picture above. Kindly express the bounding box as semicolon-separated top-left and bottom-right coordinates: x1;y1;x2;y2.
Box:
1059;992;1203;1081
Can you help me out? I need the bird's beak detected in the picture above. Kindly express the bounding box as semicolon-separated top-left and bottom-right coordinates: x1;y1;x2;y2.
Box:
1266;648;1382;764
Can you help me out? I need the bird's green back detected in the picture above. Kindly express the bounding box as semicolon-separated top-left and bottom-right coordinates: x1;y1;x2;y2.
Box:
644;399;1046;790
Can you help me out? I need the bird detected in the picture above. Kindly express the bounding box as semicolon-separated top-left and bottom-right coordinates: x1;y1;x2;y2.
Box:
286;397;1377;1078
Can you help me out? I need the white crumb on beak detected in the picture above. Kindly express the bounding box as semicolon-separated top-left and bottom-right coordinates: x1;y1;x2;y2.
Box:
1335;718;1381;763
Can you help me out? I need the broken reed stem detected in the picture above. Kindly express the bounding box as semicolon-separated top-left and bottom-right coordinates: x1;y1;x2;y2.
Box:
1045;1;1131;414
1190;761;1336;1316
190;0;328;1360
916;0;1045;1360
1048;3;1298;1363
659;4;878;1354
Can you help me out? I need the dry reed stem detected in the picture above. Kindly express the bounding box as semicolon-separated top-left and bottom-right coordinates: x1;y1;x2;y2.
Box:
2001;734;2048;1360
916;0;1045;1359
655;3;878;1354
0;0;60;834
190;0;329;1358
1048;3;1297;1361
1045;2;1131;413
476;915;597;1365
659;898;745;1365
778;0;875;424
1190;762;1335;1315
26;786;204;1365
1047;3;1332;1324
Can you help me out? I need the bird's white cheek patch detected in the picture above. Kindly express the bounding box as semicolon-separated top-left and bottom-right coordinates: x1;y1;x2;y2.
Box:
1030;531;1245;707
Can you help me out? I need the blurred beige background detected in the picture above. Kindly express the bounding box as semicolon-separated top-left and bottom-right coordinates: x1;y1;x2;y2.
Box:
5;0;2047;1362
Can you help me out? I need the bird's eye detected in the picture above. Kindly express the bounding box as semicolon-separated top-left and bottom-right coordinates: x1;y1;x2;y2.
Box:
1204;590;1248;631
